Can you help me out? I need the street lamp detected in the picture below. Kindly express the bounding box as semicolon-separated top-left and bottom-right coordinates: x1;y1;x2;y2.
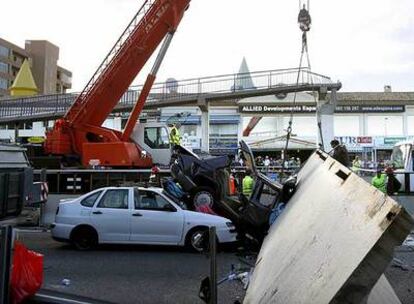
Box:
384;117;388;137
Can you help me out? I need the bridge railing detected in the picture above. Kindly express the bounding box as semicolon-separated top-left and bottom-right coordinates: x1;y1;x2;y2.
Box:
0;68;335;122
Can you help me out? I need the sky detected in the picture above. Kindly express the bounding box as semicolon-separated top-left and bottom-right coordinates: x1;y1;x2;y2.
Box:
1;0;414;92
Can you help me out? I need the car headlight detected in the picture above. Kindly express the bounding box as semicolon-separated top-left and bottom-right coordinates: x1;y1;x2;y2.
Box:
225;222;235;228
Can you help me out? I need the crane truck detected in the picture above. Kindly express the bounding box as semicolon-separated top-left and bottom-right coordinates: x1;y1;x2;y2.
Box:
44;0;191;168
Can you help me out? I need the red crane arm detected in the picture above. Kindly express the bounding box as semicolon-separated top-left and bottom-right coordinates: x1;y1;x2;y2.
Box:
66;0;190;127
243;116;263;137
45;0;191;167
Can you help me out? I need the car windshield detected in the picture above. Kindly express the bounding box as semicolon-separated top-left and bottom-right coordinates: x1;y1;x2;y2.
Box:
391;144;411;169
240;140;257;175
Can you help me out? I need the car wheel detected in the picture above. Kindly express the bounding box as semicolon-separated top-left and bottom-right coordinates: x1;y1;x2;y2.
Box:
186;227;209;252
71;226;98;251
192;187;215;208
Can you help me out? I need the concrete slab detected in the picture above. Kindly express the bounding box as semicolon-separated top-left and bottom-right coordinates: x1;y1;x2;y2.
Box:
367;275;401;304
244;150;413;304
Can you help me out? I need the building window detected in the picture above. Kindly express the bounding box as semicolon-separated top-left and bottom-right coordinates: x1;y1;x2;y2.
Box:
334;116;360;136
144;127;170;149
181;125;197;137
367;116;403;136
407;116;414;136
282;116;317;137
0;77;8;89
0;46;9;57
0;62;8;73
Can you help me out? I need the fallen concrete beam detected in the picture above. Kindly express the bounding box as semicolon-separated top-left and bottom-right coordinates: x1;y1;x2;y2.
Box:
367;275;401;304
244;150;413;304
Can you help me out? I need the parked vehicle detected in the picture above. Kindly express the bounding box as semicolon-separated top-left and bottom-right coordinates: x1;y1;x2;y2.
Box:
0;144;47;221
51;187;237;251
170;141;291;245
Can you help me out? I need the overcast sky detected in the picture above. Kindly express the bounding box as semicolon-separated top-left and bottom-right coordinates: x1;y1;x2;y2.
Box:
1;0;413;92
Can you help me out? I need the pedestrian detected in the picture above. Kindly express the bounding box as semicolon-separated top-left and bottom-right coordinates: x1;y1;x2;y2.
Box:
352;156;362;175
371;169;386;193
385;165;401;195
242;168;254;197
264;156;270;172
330;139;350;167
149;164;160;185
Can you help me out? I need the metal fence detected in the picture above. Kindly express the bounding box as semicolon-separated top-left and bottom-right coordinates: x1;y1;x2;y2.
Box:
0;68;337;123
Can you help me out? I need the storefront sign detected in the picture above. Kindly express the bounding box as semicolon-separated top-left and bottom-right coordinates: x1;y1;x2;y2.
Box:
336;136;373;147
335;105;405;113
240;105;316;114
374;137;409;149
239;105;405;114
383;137;406;146
181;136;201;150
209;137;238;154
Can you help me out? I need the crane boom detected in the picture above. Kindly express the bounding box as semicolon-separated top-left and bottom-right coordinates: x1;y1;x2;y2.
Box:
45;0;191;167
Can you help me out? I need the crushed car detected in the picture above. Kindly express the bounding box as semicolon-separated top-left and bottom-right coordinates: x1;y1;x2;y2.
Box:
168;141;297;245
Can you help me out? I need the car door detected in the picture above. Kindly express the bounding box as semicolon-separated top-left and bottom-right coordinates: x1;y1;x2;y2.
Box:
130;189;184;244
90;188;132;242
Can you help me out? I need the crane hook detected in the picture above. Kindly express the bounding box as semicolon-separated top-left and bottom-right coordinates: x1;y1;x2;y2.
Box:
298;3;311;32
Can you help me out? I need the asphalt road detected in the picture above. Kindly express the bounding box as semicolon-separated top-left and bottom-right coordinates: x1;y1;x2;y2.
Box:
16;230;414;304
18;231;245;304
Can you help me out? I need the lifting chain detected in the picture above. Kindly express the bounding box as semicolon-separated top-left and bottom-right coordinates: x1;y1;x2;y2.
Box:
281;2;313;175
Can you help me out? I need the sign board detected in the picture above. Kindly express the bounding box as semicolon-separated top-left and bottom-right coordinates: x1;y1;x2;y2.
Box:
374;137;408;149
384;137;407;146
336;136;373;148
181;135;201;150
209;136;238;154
335;105;405;113
239;105;405;114
27;137;45;144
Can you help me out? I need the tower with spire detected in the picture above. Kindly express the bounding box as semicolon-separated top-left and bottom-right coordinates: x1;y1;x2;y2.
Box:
9;59;38;97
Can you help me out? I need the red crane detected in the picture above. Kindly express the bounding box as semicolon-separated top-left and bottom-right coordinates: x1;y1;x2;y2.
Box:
44;0;191;167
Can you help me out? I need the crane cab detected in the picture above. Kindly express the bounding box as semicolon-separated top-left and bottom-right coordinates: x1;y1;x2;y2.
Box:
131;122;171;166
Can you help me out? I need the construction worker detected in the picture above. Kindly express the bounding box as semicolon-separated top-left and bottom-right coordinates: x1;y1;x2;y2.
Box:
330;139;350;167
372;169;386;193
242;169;254;197
169;123;181;146
352;156;362;175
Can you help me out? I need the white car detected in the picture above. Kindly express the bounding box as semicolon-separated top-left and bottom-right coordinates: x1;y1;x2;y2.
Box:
51;187;237;251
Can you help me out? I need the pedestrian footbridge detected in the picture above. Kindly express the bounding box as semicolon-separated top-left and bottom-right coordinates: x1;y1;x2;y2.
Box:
0;67;341;124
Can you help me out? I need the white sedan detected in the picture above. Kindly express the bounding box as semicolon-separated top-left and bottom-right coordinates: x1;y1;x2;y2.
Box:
51;187;237;251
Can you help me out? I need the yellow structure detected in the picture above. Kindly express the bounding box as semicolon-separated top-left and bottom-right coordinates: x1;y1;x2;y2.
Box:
9;59;38;96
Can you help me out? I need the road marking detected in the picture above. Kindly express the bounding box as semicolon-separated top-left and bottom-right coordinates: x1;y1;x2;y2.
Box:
35;293;96;304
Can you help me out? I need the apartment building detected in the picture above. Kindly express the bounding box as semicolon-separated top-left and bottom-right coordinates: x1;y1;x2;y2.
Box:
0;38;72;97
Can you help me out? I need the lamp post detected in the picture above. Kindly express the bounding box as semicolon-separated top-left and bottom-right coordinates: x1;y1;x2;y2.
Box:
384;117;388;137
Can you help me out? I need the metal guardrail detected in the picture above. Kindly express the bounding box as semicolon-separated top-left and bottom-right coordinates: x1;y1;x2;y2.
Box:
0;68;338;124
